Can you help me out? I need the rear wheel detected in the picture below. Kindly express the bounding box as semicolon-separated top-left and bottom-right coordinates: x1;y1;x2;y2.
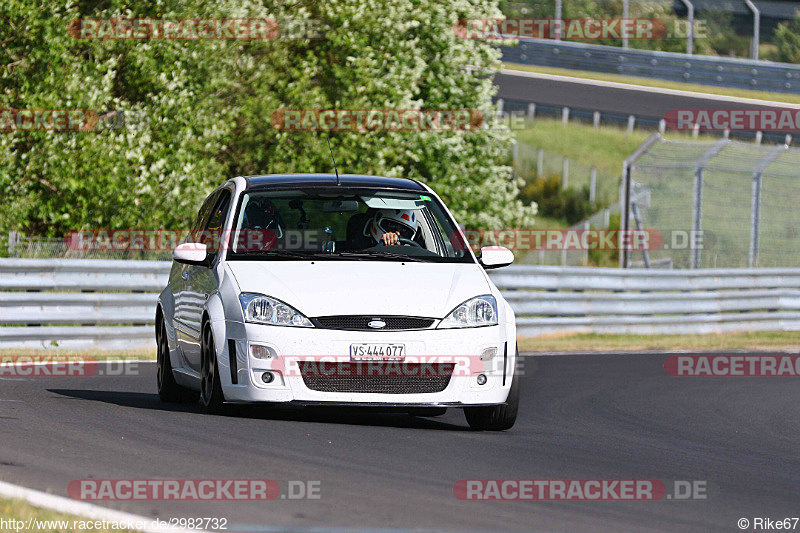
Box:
200;321;226;414
156;319;198;403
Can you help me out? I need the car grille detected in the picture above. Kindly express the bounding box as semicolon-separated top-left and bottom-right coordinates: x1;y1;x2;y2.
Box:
312;315;436;331
299;362;455;394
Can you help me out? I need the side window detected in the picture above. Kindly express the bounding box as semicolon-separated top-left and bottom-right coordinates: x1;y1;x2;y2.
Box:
202;190;232;254
192;191;219;235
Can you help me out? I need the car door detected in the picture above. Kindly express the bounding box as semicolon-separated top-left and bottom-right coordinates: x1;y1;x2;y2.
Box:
182;188;232;372
174;190;219;368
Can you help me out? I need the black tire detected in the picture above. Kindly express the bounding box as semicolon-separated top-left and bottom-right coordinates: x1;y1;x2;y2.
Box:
200;321;226;414
464;370;519;431
406;407;448;417
157;319;199;403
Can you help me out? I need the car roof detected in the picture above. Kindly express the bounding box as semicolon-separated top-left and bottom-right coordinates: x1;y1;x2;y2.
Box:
242;174;426;192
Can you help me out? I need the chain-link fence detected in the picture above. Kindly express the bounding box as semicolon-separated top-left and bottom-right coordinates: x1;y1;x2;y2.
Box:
6;233;171;261
623;134;800;268
513;141;619;206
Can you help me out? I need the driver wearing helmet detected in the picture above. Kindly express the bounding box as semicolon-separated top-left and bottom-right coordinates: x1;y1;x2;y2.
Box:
242;197;284;250
368;209;419;246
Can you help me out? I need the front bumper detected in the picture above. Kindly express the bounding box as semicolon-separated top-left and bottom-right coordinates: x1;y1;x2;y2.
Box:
218;321;515;406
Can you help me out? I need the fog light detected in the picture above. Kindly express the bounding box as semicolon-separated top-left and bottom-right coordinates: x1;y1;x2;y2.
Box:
251;345;275;359
261;372;274;384
477;374;487;385
480;347;497;361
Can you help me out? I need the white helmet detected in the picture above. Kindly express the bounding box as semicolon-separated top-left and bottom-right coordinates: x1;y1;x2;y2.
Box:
368;209;418;243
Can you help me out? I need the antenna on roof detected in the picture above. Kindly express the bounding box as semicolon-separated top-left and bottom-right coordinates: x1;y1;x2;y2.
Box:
325;135;341;186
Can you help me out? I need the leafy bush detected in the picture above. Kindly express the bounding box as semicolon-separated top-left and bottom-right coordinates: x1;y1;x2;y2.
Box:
520;173;595;224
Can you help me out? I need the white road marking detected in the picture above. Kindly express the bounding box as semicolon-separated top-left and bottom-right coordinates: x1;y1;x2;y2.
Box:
500;68;800;109
0;479;199;533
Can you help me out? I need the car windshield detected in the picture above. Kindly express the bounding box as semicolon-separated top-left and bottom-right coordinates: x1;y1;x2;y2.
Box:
227;188;472;263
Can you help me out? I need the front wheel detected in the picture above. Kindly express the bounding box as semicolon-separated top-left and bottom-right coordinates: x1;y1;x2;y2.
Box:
200;321;226;414
464;375;519;431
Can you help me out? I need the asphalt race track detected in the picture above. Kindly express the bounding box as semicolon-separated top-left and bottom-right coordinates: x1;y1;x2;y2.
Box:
495;70;800;119
1;354;798;532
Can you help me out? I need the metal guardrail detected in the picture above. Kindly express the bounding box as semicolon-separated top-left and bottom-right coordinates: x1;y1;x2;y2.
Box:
1;259;799;348
491;265;800;336
502;38;800;94
0;259;169;350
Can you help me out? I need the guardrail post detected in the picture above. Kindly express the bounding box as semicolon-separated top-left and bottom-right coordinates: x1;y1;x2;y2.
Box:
755;131;762;144
8;231;20;257
496;98;505;118
593;111;601;129
589;167;597;203
658;119;666;134
511;139;519;180
622;0;629;49
527;103;536;120
744;0;760;60
537;148;544;177
555;0;562;40
627;115;635;134
562;107;570;124
583;221;590;265
677;0;695;54
785;134;792;146
562;157;569;189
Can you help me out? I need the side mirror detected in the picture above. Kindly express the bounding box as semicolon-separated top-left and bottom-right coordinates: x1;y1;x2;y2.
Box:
478;246;514;269
173;242;210;267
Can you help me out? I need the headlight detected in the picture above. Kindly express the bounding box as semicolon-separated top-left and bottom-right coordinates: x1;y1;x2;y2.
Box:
239;293;313;327
438;295;498;329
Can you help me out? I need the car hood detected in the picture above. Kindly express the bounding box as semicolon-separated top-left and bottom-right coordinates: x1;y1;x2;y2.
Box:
226;260;491;318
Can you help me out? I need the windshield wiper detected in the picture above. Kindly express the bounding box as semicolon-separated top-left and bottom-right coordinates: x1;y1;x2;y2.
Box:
230;250;317;260
330;250;427;262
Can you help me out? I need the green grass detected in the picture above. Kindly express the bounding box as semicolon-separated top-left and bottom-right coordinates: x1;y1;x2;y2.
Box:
519;330;800;353
0;348;155;360
0;497;133;532
504;62;800;104
515;118;653;176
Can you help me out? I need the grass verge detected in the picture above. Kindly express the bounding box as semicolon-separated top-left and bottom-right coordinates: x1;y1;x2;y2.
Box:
519;330;800;353
0;348;155;360
0;497;132;532
514;117;701;175
504;62;800;104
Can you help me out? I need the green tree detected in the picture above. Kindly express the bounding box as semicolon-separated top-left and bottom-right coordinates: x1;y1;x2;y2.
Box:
0;0;535;237
773;13;800;64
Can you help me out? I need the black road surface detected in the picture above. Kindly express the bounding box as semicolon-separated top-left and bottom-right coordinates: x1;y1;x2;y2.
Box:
496;70;800;119
1;354;798;532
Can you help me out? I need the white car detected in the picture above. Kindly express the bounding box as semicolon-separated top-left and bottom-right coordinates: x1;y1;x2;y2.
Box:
156;174;519;430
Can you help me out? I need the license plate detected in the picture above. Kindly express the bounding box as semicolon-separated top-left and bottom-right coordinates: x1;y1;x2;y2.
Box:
350;343;405;361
